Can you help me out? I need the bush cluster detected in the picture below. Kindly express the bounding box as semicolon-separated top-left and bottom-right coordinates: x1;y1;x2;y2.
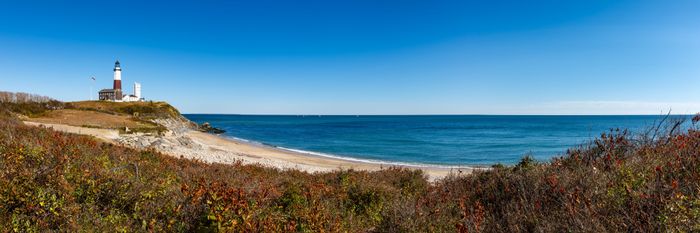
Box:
2;103;700;231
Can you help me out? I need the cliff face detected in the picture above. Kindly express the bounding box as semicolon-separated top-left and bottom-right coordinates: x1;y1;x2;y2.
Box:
141;105;224;135
152;117;196;134
76;101;204;150
118;116;202;151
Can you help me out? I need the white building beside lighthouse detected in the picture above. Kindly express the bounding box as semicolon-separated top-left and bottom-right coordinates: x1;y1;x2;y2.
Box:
122;82;143;102
134;82;141;99
98;60;144;102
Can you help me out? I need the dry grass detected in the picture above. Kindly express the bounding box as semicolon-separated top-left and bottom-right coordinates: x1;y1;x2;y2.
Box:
29;109;155;130
17;100;179;134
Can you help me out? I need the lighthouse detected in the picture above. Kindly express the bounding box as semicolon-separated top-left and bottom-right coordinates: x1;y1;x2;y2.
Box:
113;60;123;100
98;60;144;102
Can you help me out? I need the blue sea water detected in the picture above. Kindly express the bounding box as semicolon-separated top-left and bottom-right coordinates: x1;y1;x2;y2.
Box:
183;115;691;166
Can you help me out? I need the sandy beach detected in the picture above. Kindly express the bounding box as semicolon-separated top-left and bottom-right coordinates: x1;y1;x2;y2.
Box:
23;121;477;181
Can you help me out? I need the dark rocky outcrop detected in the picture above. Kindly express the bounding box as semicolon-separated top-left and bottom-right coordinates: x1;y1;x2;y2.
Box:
197;122;225;134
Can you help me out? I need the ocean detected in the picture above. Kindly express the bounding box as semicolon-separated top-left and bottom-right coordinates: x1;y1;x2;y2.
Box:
183;115;691;166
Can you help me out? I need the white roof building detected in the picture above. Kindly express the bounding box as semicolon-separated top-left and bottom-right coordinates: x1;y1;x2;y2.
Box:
122;82;143;102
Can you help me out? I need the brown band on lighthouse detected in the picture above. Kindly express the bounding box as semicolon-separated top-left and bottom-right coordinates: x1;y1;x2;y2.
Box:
113;79;122;91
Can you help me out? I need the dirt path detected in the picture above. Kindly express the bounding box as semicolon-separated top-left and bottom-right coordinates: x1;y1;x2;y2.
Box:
23;121;120;143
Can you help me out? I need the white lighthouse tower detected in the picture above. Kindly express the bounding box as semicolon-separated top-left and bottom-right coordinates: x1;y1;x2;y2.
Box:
113;60;122;81
112;60;123;101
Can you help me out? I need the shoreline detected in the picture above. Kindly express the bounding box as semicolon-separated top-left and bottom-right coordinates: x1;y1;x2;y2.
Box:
23;121;480;180
185;130;480;180
228;135;487;170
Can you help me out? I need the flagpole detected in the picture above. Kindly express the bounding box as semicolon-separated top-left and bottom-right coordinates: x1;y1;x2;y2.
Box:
90;76;95;100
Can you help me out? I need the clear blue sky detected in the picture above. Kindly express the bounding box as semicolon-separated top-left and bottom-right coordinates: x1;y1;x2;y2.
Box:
1;0;698;114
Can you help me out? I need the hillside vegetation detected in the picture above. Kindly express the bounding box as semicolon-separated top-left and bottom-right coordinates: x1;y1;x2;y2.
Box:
29;109;161;131
2;95;700;232
0;92;66;117
1;94;185;134
69;101;184;120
